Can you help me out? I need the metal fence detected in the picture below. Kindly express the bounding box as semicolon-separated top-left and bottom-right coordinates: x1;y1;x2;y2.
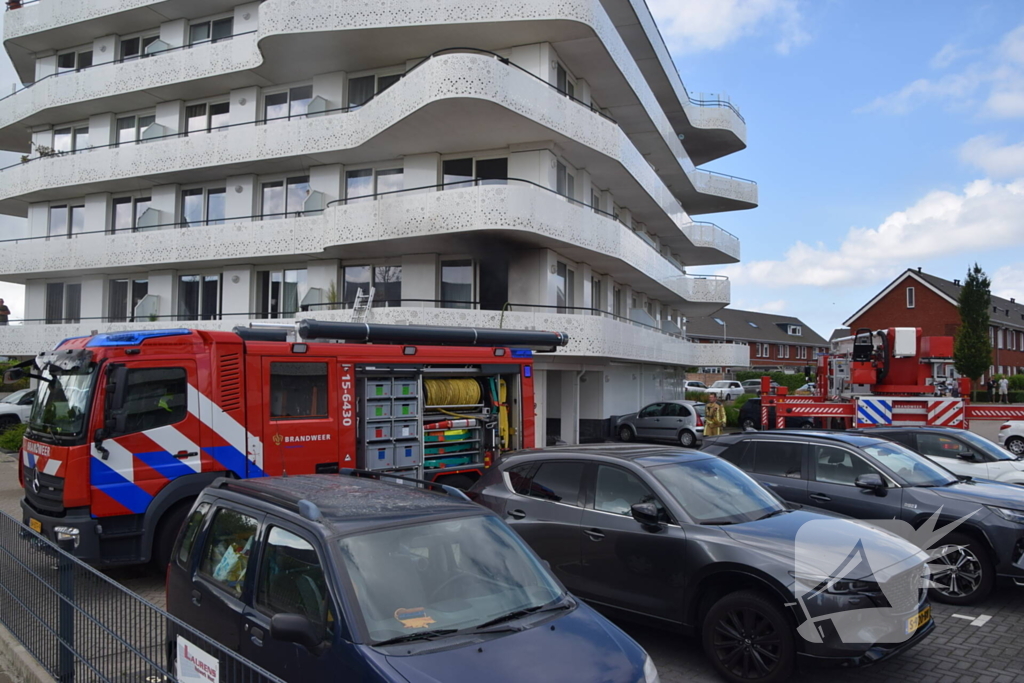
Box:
0;510;285;683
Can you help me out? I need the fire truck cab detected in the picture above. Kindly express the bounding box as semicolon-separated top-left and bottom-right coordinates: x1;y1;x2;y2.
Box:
15;321;563;567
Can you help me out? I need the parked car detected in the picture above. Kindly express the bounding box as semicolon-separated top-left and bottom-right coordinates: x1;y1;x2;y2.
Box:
470;445;934;683
999;421;1024;456
849;426;1024;485
617;400;703;447
737;398;815;431
794;383;816;396
168;473;658;683
683;380;708;394
703;430;1024;604
706;380;744;401
741;379;781;394
0;388;35;432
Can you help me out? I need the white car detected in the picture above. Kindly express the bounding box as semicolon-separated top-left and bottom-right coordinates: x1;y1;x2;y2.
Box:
870;427;1024;485
998;421;1024;456
0;388;35;431
705;380;744;401
683;380;708;394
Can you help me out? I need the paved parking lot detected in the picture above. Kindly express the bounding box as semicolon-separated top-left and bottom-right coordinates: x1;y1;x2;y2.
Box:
4;447;1024;682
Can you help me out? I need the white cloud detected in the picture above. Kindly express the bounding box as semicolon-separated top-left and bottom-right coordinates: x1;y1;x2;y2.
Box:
646;0;808;55
860;22;1024;117
993;264;1024;304
718;179;1024;289
959;135;1024;177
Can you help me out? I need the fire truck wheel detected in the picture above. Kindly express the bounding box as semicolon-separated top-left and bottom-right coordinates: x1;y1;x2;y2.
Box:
928;532;994;605
619;425;635;442
151;502;192;569
437;474;475;491
1006;436;1024;456
678;430;697;448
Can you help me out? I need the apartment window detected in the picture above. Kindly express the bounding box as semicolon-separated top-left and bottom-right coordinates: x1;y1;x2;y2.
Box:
45;282;81;324
116;114;156;145
556;162;567;197
111;196;152;233
590;277;602;314
51;125;90;154
186;102;230;134
181;187;227;227
442;158;473;189
189;17;233;45
345;169;373;203
906;286;915;309
48;204;85;238
107;278;149;322
178;274;221;320
257;269;308;319
441;157;507;189
592;190;601;214
264;85;313;122
261;176;310;219
440;260;474;309
555;63;575;98
475;158;508;185
120;35;159;62
57;49;92;73
375;169;403;197
613;287;622;318
555;261;575;314
343;265;371;305
342;265;402;307
347;73;404;109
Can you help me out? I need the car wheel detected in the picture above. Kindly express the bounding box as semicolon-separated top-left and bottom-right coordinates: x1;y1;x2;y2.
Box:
679;430;696;448
703;590;794;683
741;418;757;430
619;425;634;442
928;532;994;605
1006;436;1024;456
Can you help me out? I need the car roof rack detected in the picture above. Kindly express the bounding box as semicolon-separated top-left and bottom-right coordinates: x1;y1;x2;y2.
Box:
340;468;471;502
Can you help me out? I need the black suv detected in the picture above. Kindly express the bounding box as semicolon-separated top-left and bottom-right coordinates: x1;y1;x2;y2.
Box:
704;431;1024;605
167;472;655;683
470;445;934;683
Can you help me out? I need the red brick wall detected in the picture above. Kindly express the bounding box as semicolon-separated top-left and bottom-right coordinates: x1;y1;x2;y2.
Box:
846;280;958;337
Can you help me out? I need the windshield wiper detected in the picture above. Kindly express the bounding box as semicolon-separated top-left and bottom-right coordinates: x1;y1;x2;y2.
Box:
470;596;572;631
756;509;791;521
373;628;460;646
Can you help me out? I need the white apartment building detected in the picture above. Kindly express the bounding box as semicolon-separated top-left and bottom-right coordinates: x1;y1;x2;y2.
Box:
0;0;756;444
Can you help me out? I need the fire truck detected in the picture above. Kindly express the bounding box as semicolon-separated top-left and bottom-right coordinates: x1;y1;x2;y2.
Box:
758;327;1024;429
12;320;565;566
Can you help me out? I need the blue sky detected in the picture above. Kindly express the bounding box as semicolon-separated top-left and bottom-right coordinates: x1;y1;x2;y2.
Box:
651;0;1024;338
1;2;1023;339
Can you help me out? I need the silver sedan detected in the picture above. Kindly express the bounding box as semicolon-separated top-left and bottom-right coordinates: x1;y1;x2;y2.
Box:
617;400;704;447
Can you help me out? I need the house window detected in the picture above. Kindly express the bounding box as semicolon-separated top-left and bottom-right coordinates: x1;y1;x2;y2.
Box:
45;282;81;324
257;268;308;319
177;274;221;320
440;259;474;309
116;114;156;145
347;73;404;109
57;49;93;73
998;328;1005;349
119;35;159;62
107;278;149;322
111;196;152;233
261;176;310;219
263;85;314;122
906;286;915;309
189;17;233;46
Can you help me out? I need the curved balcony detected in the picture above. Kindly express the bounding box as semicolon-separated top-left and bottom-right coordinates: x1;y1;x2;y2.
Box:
0;181;731;314
0;52;742;263
1;0;756;214
0;306;749;365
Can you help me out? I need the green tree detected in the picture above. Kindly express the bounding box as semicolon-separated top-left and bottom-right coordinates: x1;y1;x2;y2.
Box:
953;264;992;381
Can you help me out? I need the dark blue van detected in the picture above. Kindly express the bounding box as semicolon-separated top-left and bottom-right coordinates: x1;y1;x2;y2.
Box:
166;472;658;683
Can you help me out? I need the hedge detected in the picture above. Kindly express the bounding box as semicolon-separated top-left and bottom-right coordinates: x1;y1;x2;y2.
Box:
0;423;25;452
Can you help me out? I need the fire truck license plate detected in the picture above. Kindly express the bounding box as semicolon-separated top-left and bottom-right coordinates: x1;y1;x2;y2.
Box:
906;606;930;634
28;518;41;533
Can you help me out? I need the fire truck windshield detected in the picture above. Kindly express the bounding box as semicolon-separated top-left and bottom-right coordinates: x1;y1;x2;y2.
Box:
29;364;97;439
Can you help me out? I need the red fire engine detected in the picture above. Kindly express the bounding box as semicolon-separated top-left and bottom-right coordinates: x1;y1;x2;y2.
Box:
759;327;1024;429
12;321;565;566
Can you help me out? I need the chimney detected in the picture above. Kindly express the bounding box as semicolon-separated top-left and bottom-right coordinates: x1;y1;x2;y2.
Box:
917;267;922;272
1013;298;1017;304
954;279;960;286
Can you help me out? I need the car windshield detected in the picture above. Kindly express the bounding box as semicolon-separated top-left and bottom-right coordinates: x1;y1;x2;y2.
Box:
29;364;97;438
651;457;785;525
336;515;564;644
860;442;958;486
954;430;1018;461
689;382;706;388
0;389;28;404
711;381;732;388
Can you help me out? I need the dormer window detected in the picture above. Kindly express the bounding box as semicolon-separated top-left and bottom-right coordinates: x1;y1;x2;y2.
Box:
788;325;802;336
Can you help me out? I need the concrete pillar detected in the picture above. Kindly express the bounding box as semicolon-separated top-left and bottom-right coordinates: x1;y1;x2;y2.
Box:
80;276;104;323
230;87;258;126
401;254;437;307
92;36;116;66
312;71;346;112
155;101;183;136
24;282;46;323
27;204;48;239
148;270;175;320
88;113;115;148
575;78;591;106
310;165;342;205
84;193;111;235
504;44;544;78
150;184;179;228
307;260;340;307
234;2;261;33
34;54;56;81
507;249;548;309
533;368;547;449
403;153;439;192
226;175;257;221
508;144;557;189
159;19;188;49
222;266;254;319
559;370;580;445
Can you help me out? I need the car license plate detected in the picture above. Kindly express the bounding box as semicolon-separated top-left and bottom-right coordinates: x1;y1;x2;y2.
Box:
28;518;41;534
906;606;931;634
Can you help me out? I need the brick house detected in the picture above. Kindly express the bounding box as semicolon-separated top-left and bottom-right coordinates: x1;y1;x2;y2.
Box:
844;268;1024;382
686;308;828;372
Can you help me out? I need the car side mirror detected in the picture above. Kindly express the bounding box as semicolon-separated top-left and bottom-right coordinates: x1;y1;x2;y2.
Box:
956;451;978;462
3;367;24;384
854;473;885;493
630;503;663;530
270;613;323;650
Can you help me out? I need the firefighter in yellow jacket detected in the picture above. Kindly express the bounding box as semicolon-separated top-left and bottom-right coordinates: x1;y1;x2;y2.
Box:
704;393;726;437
